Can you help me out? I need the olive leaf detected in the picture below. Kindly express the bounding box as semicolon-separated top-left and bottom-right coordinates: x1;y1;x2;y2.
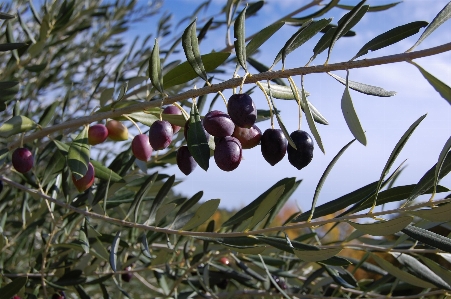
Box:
182;20;207;81
234;5;247;72
68;126;91;180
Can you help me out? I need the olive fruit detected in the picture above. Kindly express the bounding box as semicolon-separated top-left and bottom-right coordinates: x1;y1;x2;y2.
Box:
88;124;108;145
203;110;235;137
260;129;287;166
122;266;133;282
271;275;287;290
0;180;3;193
216;279;228;290
287;130;314;170
11;296;21;299
176;146;197;175
106;120;129;141
149;120;173;150
132;134;153;161
214;136;242;171
72;162;95;192
12;147;34;173
163;105;183;134
51;291;66;299
219;257;230;265
232;124;262;149
227;93;257;128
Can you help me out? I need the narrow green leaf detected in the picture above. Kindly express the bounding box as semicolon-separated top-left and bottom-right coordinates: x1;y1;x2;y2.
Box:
68;126;91;180
182;199;220;230
0;81;19;90
38;102;59;127
247;57;286;86
294;248;342;262
74;285;90;299
0;277;28;299
247;185;285;229
274;18;332;68
197;17;213;43
418;255;451;287
223;177;295;227
323;266;358;289
99;88;114;106
292;0;339;21
372;114;427;208
182;20;207;81
174;191;203;220
163;52;230;88
410;202;451;222
265;180;301;227
147;175;175;226
126;172;158;222
433;136;451;195
246;22;284;57
0;42;27;52
329;72;396;97
349;216;412;236
409;1;451;51
271;101;296;149
392;252;451;290
337;1;401;12
258;236;319;252
0;12;15;19
150;39;164;93
79;220;90;254
328;1;368;60
309;139;356;221
109;231;121;272
258;255;292;299
156;203;176;225
0;115;37;138
372;253;436;288
411;61;451;105
408;150;451;203
187;101;210;171
353;21;428;60
296;79;325;153
234;6;247;72
90;160;122;182
402;225;451;253
128;111;159;127
341;79;367;145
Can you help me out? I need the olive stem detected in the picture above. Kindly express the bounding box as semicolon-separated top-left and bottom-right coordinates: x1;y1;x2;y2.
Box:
123;115;143;135
255;81;274;128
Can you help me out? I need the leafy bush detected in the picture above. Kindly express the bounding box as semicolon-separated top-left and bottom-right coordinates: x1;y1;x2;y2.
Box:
1;0;451;298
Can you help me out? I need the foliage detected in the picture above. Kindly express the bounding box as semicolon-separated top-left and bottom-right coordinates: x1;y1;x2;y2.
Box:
0;0;451;298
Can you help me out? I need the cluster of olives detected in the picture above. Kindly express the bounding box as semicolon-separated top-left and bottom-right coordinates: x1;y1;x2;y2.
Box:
177;93;314;175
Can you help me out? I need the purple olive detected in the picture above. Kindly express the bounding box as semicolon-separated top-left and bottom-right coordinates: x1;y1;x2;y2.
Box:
260;129;287;166
163;105;182;134
177;146;197;175
287;130;314;170
203;110;235;137
132;134;153;161
214;136;242;171
227;93;257;128
232;124;262;149
12;147;34;173
149;120;173;150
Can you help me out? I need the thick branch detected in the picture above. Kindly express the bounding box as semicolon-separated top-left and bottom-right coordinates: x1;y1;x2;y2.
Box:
7;42;451;150
1;176;449;239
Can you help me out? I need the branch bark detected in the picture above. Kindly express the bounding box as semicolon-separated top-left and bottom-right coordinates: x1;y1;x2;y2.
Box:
7;41;451;150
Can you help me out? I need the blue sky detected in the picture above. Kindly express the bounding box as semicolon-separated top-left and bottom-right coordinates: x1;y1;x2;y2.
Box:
128;0;451;212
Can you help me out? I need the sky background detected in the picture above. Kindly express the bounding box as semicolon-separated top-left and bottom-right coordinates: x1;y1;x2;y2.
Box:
127;0;451;213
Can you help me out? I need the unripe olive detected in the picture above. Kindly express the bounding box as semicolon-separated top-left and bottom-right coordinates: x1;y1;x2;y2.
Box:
106;120;128;141
72;162;95;192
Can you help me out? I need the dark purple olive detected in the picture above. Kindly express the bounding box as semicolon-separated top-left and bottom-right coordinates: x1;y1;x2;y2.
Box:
12;147;34;173
122;266;133;282
177;146;197;175
271;275;287;290
51;291;66;299
260;129;287;166
203;110;235;137
232;124;262;149
132;134;153;161
214;136;242;171
216;279;228;290
163;105;182;134
227;94;257;128
0;180;3;193
287;130;314;170
149;120;173;150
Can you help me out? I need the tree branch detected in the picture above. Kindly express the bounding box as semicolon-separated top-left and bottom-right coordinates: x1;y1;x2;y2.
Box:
1;175;449;239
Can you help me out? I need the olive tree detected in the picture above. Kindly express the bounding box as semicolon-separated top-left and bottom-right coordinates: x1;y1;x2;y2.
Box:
1;0;451;298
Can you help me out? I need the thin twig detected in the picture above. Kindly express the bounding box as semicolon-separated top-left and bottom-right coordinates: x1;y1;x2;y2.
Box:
7;42;451;150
